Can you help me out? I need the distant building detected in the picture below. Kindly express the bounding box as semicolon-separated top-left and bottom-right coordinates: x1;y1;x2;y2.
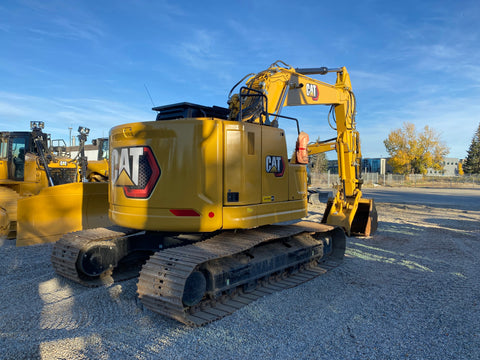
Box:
328;158;390;175
327;157;462;176
426;157;461;176
362;158;389;175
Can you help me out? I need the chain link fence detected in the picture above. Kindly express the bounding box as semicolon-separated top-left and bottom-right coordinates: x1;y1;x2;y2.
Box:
310;171;480;188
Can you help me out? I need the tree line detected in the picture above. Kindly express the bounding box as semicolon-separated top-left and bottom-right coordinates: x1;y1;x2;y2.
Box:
383;122;480;175
308;122;480;176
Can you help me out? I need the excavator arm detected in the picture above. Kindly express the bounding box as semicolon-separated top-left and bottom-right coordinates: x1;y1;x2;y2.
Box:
229;61;377;236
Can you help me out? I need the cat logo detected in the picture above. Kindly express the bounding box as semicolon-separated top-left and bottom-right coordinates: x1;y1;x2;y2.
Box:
306;83;319;101
265;155;285;177
111;146;160;198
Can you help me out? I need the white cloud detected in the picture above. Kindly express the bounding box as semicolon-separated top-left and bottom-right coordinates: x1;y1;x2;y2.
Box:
27;18;104;42
12;0;106;44
170;29;236;73
0;91;152;142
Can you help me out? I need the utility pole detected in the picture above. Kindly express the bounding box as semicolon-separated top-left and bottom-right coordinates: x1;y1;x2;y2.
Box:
68;127;72;146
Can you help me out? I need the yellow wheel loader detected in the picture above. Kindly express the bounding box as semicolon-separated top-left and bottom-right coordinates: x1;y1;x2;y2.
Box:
52;61;377;325
86;137;109;182
68;137;110;182
0;122;110;246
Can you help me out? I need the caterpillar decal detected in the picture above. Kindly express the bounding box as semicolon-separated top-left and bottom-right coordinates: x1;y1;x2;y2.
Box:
306;83;319;101
111;146;160;198
265;155;285;177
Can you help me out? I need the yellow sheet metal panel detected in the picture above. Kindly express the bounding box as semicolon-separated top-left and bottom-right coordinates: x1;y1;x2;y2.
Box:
261;126;288;203
109;119;223;232
0;161;7;180
285;73;340;106
87;159;109;179
110;204;219;232
222;200;307;229
16;182;111;246
223;122;261;205
23;157;43;185
288;164;307;200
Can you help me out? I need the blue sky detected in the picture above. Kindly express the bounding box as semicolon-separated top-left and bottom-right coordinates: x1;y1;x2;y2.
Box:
1;0;479;159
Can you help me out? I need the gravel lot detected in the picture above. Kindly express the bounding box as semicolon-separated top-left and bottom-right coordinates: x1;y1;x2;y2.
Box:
1;187;479;360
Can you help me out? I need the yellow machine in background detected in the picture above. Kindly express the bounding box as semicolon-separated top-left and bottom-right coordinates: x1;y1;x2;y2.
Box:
0;122;110;246
86;137;109;182
68;136;110;182
52;61;377;325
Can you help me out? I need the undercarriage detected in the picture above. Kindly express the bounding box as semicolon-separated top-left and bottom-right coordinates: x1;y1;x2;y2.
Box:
51;221;345;325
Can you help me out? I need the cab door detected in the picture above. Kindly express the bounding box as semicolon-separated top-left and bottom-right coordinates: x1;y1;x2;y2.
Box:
0;136;8;180
9;136;28;181
261;126;288;203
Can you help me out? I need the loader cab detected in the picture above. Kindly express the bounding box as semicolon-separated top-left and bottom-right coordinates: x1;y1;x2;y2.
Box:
92;137;109;160
0;130;52;182
0;132;35;181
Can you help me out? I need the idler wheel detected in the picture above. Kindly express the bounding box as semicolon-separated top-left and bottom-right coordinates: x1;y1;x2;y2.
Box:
182;271;206;307
77;245;118;278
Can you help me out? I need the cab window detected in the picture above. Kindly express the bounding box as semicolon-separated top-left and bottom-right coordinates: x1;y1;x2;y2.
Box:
0;139;7;159
12;137;27;180
100;139;109;160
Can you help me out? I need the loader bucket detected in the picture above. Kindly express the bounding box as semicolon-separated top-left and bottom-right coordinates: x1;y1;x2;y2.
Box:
16;182;111;246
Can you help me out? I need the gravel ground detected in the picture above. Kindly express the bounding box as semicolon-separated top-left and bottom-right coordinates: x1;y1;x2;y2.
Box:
1;188;479;360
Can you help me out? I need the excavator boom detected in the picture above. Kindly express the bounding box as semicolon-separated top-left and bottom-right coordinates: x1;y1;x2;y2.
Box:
229;61;377;235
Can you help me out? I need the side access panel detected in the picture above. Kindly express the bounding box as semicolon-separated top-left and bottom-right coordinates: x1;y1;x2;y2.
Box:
261;126;288;203
223;122;261;205
288;163;307;201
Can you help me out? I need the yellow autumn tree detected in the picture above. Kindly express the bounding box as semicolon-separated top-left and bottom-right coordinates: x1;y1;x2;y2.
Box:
384;122;449;174
458;161;464;176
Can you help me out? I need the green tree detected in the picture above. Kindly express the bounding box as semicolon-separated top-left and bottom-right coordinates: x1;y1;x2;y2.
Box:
463;123;480;174
383;122;449;174
309;137;329;173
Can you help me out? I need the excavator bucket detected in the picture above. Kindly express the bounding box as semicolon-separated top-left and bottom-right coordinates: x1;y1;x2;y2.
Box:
350;198;378;236
16;182;111;246
322;197;377;237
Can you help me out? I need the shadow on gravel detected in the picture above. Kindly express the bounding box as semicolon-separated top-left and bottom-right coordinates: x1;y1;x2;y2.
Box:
363;189;480;212
348;216;479;280
28;274;190;359
423;217;480;232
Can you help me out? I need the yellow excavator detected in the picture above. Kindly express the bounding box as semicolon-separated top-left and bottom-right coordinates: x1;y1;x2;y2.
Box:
52;61;377;325
0;122;110;246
